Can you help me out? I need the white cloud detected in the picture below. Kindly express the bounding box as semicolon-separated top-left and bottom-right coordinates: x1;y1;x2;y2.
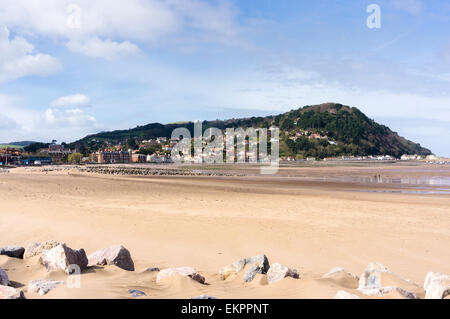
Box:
0;0;241;59
0;93;101;142
43;107;97;128
50;94;91;108
0;26;61;83
66;37;140;60
391;0;423;15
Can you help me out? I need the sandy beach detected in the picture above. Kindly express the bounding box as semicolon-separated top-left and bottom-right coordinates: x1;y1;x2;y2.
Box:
1;163;449;299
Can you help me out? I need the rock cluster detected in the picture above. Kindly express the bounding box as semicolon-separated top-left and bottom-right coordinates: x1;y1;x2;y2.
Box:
2;240;450;299
220;254;271;283
219;254;299;284
78;166;241;177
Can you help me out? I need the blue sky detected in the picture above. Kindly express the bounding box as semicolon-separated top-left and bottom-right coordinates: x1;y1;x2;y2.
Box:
0;0;450;155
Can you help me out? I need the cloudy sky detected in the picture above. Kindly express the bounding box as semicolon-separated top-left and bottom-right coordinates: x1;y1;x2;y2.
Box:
0;0;449;155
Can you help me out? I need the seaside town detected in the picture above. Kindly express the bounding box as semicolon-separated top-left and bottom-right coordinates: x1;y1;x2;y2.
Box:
0;137;447;167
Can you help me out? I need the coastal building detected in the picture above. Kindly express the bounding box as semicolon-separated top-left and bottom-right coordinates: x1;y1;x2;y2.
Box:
146;154;172;163
132;154;147;163
96;150;132;164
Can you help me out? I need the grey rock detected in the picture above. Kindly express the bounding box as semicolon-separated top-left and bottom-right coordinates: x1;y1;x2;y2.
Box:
243;265;264;283
0;246;25;259
246;254;270;273
128;289;146;298
0;267;9;286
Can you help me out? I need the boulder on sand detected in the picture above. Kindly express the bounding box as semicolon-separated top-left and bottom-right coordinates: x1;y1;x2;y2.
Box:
0;285;25;299
156;267;205;284
358;262;420;299
267;262;299;284
39;244;88;274
24;240;61;259
0;246;25;259
0;267;9;286
424;272;450;299
88;245;134;271
28;279;64;295
220;254;270;282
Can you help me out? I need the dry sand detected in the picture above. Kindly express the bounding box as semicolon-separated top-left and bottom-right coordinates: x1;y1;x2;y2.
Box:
0;163;449;299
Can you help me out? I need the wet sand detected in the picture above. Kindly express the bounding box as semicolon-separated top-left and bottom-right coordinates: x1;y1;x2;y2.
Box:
1;163;449;298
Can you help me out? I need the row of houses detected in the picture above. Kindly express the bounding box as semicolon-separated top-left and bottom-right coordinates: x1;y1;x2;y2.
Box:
94;151;172;164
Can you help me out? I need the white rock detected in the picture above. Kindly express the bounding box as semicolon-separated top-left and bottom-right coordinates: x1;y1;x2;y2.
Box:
358;262;389;289
28;279;64;295
156;267;205;284
424;272;450;299
24;240;61;259
267;262;299;284
334;290;361;299
0;285;25;299
39;244;88;274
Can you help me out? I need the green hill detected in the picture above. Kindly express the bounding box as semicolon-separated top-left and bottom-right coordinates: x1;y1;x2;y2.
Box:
69;103;432;159
0;144;24;149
